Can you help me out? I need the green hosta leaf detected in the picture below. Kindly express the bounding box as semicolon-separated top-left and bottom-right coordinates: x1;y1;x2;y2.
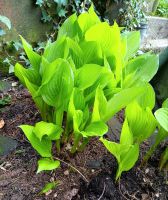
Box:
67;88;86;133
122;31;140;60
124;53;159;88
19;125;52;157
34;121;63;141
99;138;130;163
37;158;60;173
40;59;74;109
73;110;83;132
66;37;83;67
72;88;85;111
136;83;155;109
126;101;157;143
40;57;50;77
15;63;41;86
57;14;78;39
0;15;11;29
41;58;63;84
40;181;60;194
92;87;107;122
77;5;100;35
84;68;116;104
22;77;48;120
120;119;133;145
116;144;139;180
82;121;108;137
155;108;168;132
75;64;104;90
43;37;68;62
80;41;102;65
20;36;41;70
85;22;120;57
100;137;139;180
162;98;168;108
103;86;146;121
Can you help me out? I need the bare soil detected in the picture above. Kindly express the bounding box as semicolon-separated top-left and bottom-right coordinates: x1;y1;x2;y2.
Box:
0;80;168;200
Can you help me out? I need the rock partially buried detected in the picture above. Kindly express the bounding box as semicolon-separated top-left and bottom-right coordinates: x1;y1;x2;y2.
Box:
0;0;51;42
0;135;18;156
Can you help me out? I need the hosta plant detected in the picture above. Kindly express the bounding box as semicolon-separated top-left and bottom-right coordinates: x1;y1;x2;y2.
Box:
15;5;159;179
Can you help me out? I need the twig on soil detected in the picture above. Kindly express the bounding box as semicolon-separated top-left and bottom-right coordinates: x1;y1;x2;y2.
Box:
118;180;129;200
97;182;106;200
54;156;89;183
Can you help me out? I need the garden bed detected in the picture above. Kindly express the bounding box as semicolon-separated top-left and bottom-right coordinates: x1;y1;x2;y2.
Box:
0;80;168;200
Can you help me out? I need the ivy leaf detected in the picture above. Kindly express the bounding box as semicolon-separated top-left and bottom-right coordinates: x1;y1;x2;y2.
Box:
57;7;67;17
36;0;44;7
41;9;52;22
54;0;68;6
0;15;11;29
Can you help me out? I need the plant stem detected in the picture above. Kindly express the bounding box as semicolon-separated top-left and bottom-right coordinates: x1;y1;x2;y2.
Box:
78;138;89;152
70;133;81;154
55;109;63;154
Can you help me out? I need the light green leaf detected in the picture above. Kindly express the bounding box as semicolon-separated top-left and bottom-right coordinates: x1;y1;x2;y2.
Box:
75;64;103;90
66;37;83;67
0;15;11;29
43;37;68;62
57;13;78;39
116;144;139;180
40;181;60;194
136;83;155;109
124;53;159;88
162;98;168;108
37;158;60;173
103;86;146;121
34;121;63;141
126;101;157;143
122;31;140;60
120;119;133;145
155;108;168;132
19;125;52;157
100;138;130;163
82;121;108;137
40;59;74;109
77;5;100;34
73;110;83;132
20;36;41;70
15;63;41;86
80;41;102;65
92;87;107;122
85;22;120;57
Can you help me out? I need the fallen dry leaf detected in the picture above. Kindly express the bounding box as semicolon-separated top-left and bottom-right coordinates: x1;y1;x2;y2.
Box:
0;119;5;129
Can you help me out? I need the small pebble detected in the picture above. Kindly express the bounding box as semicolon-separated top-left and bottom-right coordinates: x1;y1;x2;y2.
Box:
64;170;69;176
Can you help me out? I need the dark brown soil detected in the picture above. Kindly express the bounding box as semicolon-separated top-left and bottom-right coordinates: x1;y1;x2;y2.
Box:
0;80;168;200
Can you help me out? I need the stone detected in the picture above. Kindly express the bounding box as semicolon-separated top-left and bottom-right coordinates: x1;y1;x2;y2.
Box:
0;135;18;156
0;0;51;43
